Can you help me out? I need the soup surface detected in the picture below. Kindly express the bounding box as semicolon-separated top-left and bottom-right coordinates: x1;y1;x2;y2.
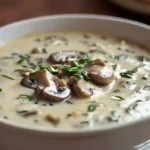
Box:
0;31;150;130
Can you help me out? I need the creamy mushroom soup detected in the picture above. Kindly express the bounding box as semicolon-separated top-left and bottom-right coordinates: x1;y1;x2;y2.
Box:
0;31;150;130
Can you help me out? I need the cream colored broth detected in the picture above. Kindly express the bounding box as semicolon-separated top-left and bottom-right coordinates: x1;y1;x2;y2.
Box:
0;31;150;130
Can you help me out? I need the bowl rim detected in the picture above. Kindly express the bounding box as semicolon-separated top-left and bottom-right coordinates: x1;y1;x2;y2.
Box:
0;14;150;136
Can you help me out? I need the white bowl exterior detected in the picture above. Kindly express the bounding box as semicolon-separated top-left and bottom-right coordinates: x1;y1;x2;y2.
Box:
0;15;150;150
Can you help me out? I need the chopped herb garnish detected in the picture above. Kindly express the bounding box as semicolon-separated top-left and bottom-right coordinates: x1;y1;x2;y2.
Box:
107;111;120;122
120;70;135;79
111;96;124;101
39;65;58;75
19;94;31;99
143;85;150;91
22;65;28;68
126;102;138;113
81;71;91;81
82;113;88;116
14;69;25;72
72;61;81;68
88;104;97;112
142;73;149;80
112;65;118;71
66;114;72;118
42;104;47;106
29;63;37;69
42;48;47;54
1;75;15;80
17;58;25;64
113;89;120;93
66;100;73;104
17;110;28;114
62;65;71;71
62;65;79;74
39;64;46;70
0;88;2;92
49;103;54;106
34;119;39;123
110;55;127;60
4;116;8;119
138;56;150;65
47;66;58;75
80;121;89;124
80;56;91;64
74;74;82;82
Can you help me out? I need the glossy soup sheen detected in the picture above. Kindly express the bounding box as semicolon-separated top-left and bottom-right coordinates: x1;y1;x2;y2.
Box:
0;31;150;130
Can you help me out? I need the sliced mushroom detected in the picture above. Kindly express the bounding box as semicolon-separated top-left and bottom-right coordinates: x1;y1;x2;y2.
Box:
29;69;53;86
21;77;38;89
84;59;105;68
43;86;71;101
48;50;88;64
84;59;114;85
35;80;71;101
87;65;114;85
72;79;97;98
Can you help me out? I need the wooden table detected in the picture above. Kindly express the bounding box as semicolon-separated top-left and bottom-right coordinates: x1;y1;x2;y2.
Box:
0;0;149;26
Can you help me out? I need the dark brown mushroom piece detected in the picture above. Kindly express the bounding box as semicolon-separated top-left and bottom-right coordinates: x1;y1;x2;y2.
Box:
48;50;88;64
72;79;98;98
85;59;114;85
21;77;38;89
87;65;114;85
84;59;105;68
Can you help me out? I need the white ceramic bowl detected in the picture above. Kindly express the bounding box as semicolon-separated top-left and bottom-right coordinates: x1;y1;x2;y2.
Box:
0;14;150;150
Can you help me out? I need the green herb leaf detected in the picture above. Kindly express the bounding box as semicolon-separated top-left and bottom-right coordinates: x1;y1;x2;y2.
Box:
39;65;58;75
0;88;2;92
14;69;26;72
17;110;28;114
111;96;124;101
74;74;82;82
81;71;91;81
72;61;81;68
112;65;118;71
4;116;8;119
80;121;89;124
80;56;91;64
47;66;58;75
1;75;15;80
120;70;136;79
69;67;79;73
19;94;31;99
62;65;79;74
142;73;149;80
107;111;120;122
66;100;73;104
62;65;71;71
42;48;47;54
17;58;25;64
88;104;97;112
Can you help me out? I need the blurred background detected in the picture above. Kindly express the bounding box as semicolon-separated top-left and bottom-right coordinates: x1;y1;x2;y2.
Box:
0;0;149;26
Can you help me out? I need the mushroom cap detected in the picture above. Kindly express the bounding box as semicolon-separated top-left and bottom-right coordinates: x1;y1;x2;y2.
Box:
21;77;38;89
87;66;114;85
84;59;105;68
48;50;88;64
43;86;71;101
35;82;71;102
29;69;53;86
72;79;97;98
